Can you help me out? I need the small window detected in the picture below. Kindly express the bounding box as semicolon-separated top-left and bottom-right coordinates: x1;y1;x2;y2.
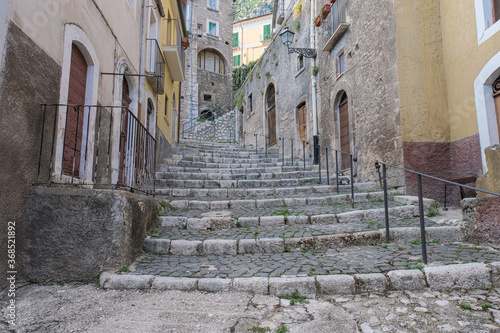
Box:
204;94;212;101
233;32;239;47
248;94;253;113
263;24;271;41
197;23;203;30
297;55;304;71
233;55;240;67
208;0;217;10
164;94;168;116
208;22;217;36
338;52;345;76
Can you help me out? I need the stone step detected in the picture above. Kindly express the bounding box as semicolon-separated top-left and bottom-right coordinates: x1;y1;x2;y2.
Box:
144;224;464;256
155;183;379;199
155;176;349;189
156;170;332;181
164;159;283;169
156;165;318;174
168;155;281;164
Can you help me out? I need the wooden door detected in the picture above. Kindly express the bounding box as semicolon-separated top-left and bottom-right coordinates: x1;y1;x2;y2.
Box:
266;84;277;146
339;96;350;170
119;78;132;185
298;105;307;143
63;44;87;178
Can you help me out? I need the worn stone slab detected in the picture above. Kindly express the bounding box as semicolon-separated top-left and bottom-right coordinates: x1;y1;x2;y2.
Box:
307;197;330;205
207;189;228;197
238;217;259;227
354;273;388;294
189;201;210;210
269;277;316;299
169;200;189;209
310;214;337;225
102;274;154;290
256;198;284;208
387;270;426;291
284;198;307;206
151;277;198;291
210;201;230;210
238;180;261;188
232;277;269;294
171;189;192;197
203;239;237;255
275;187;297;197
198;278;232;292
284;237;316;251
186;218;210;230
260;216;284;226
286;216;310;225
230;200;256;209
160;216;187;228
170;240;202;255
143;238;171;254
259;238;284;253
191;189;209;197
424;263;491;291
281;179;300;187
337;211;365;223
489;262;500;288
238;239;259;254
317;275;355;295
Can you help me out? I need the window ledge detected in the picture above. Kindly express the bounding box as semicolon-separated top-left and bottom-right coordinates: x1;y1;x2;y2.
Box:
164;115;170;126
206;7;219;12
336;72;345;81
322;23;350;52
205;33;220;40
295;67;305;78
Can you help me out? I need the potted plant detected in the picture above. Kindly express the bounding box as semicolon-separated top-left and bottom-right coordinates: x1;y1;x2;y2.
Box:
330;0;336;4
322;4;331;19
182;37;189;48
314;15;321;27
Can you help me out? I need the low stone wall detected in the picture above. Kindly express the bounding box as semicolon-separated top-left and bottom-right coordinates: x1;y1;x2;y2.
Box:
21;187;159;283
182;111;235;143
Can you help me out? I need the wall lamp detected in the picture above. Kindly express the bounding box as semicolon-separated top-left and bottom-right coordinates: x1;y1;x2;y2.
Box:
279;27;317;58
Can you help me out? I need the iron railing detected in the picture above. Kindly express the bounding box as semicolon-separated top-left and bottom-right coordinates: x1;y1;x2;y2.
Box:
146;38;166;94
279;137;309;170
36;104;156;195
327;0;347;34
375;161;500;264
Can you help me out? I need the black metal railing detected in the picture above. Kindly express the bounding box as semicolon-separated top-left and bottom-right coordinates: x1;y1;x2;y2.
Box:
146;38;166;94
318;144;357;208
327;0;347;34
375;161;500;264
36;104;156;195
279;137;309;170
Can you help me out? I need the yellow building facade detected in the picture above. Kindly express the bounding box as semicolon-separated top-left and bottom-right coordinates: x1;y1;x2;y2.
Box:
233;13;273;66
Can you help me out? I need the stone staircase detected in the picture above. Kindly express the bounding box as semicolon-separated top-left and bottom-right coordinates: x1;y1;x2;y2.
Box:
101;140;500;297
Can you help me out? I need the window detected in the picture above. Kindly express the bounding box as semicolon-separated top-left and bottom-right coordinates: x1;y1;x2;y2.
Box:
337;52;345;76
165;94;168;116
233;32;239;47
476;0;500;44
208;0;217;11
198;50;225;74
248;94;253;113
297;55;304;71
197;23;203;30
182;2;191;31
208;21;218;36
204;94;212;101
484;0;500;28
263;24;271;41
233;55;240;67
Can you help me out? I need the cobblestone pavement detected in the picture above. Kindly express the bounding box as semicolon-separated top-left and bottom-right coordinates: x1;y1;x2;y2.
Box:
163;200;406;219
149;218;442;241
4;283;500;332
130;243;500;278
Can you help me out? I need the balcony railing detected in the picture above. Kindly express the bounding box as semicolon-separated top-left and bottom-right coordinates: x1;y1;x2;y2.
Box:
162;18;185;81
322;0;350;52
146;38;166;95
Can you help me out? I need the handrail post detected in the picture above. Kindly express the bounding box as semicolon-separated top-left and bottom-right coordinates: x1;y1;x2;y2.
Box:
417;174;428;264
326;147;330;185
37;104;48;183
443;184;448;211
350;154;354;208
281;138;285;166
265;136;268;157
318;145;322;184
382;164;390;242
255;134;258;154
291;139;294;166
335;150;339;194
303;140;306;170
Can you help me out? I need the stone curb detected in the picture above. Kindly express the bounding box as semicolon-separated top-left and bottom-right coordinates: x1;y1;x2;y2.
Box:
144;226;464;255
101;262;498;296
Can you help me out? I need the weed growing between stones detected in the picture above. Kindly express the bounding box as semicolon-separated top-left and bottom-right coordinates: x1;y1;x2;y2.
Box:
459;301;472;309
277;291;309;305
276;324;289;333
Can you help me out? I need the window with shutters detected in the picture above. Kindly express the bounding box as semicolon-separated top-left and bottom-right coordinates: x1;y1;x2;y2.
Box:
337;51;345;77
233;32;239;47
262;24;271;41
208;21;218;36
208;0;217;10
198;50;225;74
233;55;240;67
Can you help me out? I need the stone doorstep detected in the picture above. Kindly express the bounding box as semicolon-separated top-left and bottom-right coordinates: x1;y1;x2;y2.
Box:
143;227;464;255
100;262;497;296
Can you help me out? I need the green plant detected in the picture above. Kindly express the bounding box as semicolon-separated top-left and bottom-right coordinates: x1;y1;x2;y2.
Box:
58;281;67;286
276;325;289;333
427;209;436;217
251;302;258;308
486;285;493;290
294;20;301;32
234;90;245;109
404;263;410;269
431;239;439;243
278;291;309;305
284;246;291;252
158;211;167;216
121;266;131;273
250;326;271;333
275;61;279;67
312;66;319;76
459;301;471;309
95;276;101;288
481;302;493;309
160;200;167;208
293;0;302;18
413;264;424;270
235;221;242;228
411;239;421;245
265;71;270;76
228;202;232;209
272;209;292;216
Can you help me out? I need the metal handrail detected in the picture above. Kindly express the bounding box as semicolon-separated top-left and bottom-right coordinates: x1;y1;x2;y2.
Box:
278;137;309;170
375;161;500;265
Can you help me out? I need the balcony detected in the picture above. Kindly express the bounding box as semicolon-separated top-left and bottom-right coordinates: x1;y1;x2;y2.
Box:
162;19;186;82
322;0;350;52
146;38;166;95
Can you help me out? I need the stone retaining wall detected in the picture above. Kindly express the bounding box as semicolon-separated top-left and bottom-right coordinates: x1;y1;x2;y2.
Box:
182;110;236;143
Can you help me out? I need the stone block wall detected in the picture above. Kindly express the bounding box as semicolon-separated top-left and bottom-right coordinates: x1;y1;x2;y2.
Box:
182;110;236;143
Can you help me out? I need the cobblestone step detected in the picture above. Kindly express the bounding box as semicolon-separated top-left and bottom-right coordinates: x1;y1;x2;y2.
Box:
156;165;318;174
156;170;336;181
165;159;283;169
169;155;281;164
155;183;381;198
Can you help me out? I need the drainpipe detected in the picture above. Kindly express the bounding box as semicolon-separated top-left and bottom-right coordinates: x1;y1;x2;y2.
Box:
138;0;147;122
189;0;195;127
310;0;319;164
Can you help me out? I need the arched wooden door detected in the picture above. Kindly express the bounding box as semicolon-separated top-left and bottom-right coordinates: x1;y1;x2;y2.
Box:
298;104;307;143
63;43;87;178
266;84;277;146
494;75;500;140
119;78;132;185
338;92;351;170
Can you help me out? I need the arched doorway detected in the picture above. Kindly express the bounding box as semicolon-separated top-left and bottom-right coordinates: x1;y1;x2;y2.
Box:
494;74;500;139
63;43;88;178
337;92;350;170
119;78;132;185
266;83;277;146
297;102;307;143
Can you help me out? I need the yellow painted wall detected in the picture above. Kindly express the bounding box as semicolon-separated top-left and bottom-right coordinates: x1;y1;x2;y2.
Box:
439;0;500;142
233;15;272;65
394;0;450;143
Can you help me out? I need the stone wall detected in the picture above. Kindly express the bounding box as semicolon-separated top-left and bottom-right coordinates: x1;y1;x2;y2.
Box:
21;187;158;283
182;110;236;143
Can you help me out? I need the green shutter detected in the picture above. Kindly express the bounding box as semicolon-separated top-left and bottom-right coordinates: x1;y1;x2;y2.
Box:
233;32;239;47
263;24;271;40
237;55;240;66
233;55;240;67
